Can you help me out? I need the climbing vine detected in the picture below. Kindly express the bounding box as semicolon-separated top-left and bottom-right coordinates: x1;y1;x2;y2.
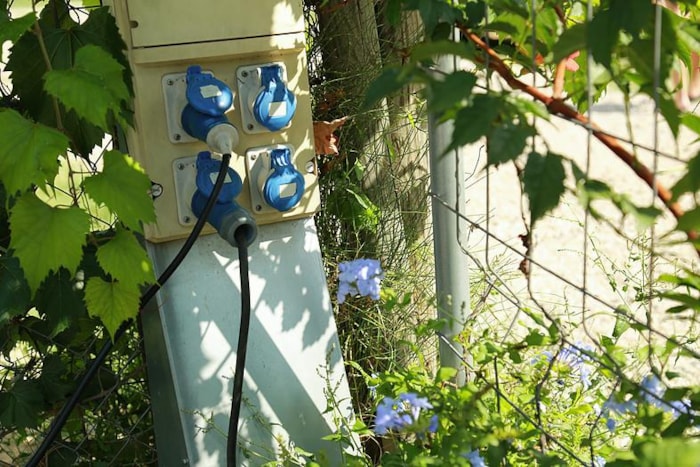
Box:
0;0;155;456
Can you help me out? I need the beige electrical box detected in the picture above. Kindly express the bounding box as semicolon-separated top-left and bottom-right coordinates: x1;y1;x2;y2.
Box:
106;0;319;243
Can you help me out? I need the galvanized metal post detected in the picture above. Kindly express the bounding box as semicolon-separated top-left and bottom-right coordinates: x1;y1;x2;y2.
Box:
429;51;469;386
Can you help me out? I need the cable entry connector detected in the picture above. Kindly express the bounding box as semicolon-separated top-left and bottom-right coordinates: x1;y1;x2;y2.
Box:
251;64;297;132
181;65;239;154
191;151;257;247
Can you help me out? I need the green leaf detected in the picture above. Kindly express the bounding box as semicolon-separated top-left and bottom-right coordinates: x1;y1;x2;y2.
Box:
0;11;35;44
411;40;476;63
9;193;89;293
35;267;87;337
85;277;140;340
552;23;586;63
0;255;31;325
523;152;566;225
612;308;631;339
611;0;653;37
487;123;533;166
44;44;130;130
681;113;700;136
589;9;618;69
96;227;154;287
6;4;131;156
82;150;155;232
426;70;477;114
677;206;700;232
363;66;415;109
0;379;44;429
0;109;67;194
435;366;458;383
671;151;700;200
636;438;700;467
404;0;461;37
449;94;502;150
39;355;72;403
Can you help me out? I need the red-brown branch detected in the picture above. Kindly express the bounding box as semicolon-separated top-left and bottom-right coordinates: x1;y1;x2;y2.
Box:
462;28;699;251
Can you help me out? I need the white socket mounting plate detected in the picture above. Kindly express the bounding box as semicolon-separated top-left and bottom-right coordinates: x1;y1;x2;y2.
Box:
245;144;295;214
236;62;290;135
172;156;198;226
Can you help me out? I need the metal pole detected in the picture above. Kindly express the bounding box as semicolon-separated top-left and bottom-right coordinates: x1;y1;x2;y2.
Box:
428;49;469;386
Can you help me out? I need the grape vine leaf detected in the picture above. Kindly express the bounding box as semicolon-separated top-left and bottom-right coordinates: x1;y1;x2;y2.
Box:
677;206;700;232
0;255;31;326
35;267;87;338
82;150;156;233
671;151;700;200
85;277;140;340
523;151;566;225
96;227;154;287
0;109;67;195
0;11;35;44
449;94;503;151
44;44;130;130
0;379;44;430
426;70;477;114
6;2;130;156
9;193;90;293
487;123;533;166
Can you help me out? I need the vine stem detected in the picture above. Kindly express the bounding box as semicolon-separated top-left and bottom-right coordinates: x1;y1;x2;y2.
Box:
32;21;64;133
460;27;700;256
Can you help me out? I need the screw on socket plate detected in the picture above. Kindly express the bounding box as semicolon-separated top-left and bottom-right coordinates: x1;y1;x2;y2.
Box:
241;70;248;78
305;161;315;173
174;133;182;141
167;79;174;86
183;216;191;223
255;205;262;212
177;162;185;170
149;181;164;199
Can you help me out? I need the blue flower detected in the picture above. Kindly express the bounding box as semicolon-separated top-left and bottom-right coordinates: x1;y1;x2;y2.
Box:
639;374;694;419
337;259;384;304
428;414;439;433
463;449;487;467
601;397;636;432
373;392;435;435
640;374;664;405
558;344;594;389
593;455;606;467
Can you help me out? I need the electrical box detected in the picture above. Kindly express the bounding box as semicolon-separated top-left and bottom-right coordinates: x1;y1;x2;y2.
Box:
107;0;319;243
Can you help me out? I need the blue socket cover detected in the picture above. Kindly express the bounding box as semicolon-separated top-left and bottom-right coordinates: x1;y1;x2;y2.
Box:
253;65;297;132
262;147;304;212
185;65;233;116
194;151;242;202
181;66;235;142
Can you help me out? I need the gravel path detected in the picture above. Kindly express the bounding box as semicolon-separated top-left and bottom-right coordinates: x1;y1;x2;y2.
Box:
462;89;699;382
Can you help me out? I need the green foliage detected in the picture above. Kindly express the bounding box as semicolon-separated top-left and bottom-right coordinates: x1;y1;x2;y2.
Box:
523;152;566;225
82;150;156;233
9;192;90;293
0;109;67;195
1;0;156;460
312;0;700;466
84;277;141;339
44;44;130;129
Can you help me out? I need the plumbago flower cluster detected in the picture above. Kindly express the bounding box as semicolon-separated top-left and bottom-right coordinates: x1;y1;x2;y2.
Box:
337;258;384;304
329;260;700;466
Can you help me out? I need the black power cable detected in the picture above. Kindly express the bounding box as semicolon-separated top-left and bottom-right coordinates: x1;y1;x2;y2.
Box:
227;227;252;467
26;153;233;467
